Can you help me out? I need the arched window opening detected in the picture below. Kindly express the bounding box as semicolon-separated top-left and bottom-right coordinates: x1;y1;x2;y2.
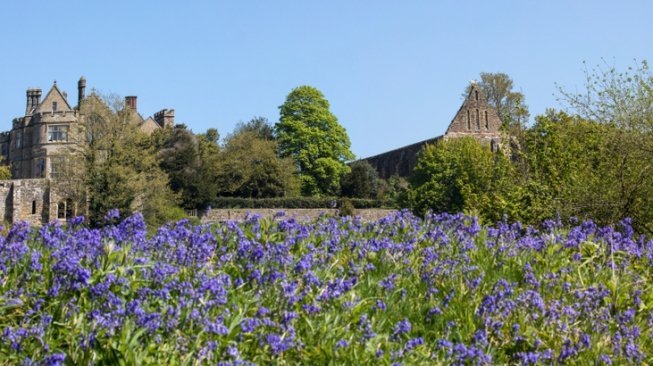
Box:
475;109;480;130
466;110;471;130
57;202;66;219
485;110;489;129
31;200;36;215
475;90;479;101
66;198;74;219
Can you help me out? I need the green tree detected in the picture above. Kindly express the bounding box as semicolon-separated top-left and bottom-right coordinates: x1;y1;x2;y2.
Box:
275;86;354;196
81;94;183;226
556;60;653;232
153;125;222;209
233;116;275;140
408;137;516;223
217;130;299;198
340;160;381;199
516;111;611;223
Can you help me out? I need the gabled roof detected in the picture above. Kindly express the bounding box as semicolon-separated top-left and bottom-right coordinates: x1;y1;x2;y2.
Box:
443;82;502;136
138;117;161;134
34;82;73;114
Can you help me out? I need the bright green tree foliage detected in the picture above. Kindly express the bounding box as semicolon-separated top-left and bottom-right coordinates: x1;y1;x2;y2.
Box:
408;137;516;223
515;111;612;223
217;131;299;198
275;86;354;196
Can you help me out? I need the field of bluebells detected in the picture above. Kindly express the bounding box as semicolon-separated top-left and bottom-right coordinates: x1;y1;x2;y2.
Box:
1;209;652;365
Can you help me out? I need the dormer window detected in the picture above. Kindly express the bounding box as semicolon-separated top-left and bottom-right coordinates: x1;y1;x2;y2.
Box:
48;125;68;142
52;101;58;113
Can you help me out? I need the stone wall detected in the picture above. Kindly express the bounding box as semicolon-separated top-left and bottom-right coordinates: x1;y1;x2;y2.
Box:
200;208;398;224
11;179;50;225
0;180;13;223
363;137;440;179
363;82;503;179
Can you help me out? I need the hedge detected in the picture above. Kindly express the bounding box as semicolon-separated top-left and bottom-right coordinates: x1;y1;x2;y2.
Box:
209;197;394;209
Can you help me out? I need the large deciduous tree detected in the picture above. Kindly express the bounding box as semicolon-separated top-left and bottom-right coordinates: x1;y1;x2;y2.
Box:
155;126;221;209
408;137;517;223
275;86;354;196
340;160;381;199
81;94;183;226
217;130;299;198
557;60;653;232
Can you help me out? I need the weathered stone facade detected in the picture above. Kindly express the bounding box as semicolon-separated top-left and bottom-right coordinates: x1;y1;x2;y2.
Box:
0;179;77;226
0;77;176;225
363;82;503;179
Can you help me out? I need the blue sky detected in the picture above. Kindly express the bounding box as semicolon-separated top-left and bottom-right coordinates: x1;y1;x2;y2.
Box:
1;1;651;158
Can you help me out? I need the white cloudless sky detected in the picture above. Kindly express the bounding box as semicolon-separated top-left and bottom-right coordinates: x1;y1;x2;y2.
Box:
0;1;651;158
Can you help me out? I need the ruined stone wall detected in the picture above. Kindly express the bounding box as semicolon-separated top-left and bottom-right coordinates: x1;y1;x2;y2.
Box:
0;181;13;223
363;137;440;179
200;208;398;224
363;82;503;179
10;179;50;225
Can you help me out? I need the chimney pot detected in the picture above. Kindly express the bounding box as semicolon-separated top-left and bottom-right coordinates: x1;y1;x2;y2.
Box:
125;96;137;112
78;77;86;107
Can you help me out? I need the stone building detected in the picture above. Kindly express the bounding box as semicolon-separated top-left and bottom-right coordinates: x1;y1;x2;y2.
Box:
0;77;175;225
363;82;502;179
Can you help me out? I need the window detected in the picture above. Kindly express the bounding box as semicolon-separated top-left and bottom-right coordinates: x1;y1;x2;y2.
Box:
0;143;7;156
66;198;74;219
466;110;471;130
52;101;58;113
475;90;479;101
57;202;65;219
484;110;489;129
50;157;65;179
32;201;36;215
48;125;68;142
36;159;45;178
476;109;480;130
15;131;22;148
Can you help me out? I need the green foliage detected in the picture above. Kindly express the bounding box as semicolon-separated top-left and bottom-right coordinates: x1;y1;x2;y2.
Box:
407;137;517;223
275;85;355;196
514;111;611;223
555;60;653;232
337;197;355;216
0;157;11;180
217;130;299;198
81;95;182;227
211;196;392;209
232;116;275;141
340;160;381;199
155;126;221;209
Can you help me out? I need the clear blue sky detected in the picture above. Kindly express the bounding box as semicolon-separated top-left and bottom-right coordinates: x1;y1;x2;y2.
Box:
1;1;651;158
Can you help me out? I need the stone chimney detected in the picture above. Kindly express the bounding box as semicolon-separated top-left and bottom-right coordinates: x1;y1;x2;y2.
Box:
26;89;33;114
33;89;42;109
78;76;86;107
26;88;42;114
154;109;175;128
125;96;137;112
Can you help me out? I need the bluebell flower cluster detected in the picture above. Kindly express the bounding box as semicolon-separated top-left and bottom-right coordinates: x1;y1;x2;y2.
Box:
0;210;651;363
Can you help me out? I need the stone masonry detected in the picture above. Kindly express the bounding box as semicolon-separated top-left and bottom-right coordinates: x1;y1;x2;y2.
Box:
0;77;177;225
363;82;503;179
